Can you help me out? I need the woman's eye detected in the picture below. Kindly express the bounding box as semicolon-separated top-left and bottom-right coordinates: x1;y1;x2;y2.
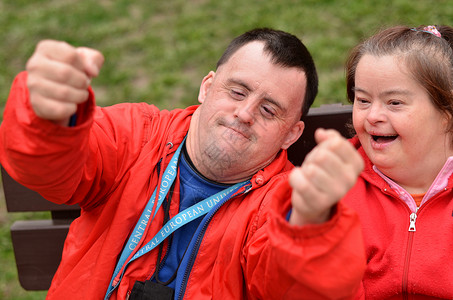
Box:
356;98;369;104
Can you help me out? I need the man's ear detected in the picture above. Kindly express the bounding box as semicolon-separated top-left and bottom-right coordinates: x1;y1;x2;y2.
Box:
281;121;305;150
198;71;215;104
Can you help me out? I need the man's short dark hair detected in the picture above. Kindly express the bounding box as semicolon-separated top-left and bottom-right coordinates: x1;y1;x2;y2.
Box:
216;28;318;118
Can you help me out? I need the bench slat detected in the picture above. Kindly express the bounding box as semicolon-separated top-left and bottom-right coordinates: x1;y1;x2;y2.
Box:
287;104;353;166
10;220;70;290
1;167;80;213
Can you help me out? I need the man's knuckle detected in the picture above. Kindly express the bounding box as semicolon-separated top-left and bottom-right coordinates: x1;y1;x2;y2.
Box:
53;103;74;119
57;66;73;81
55;86;72;100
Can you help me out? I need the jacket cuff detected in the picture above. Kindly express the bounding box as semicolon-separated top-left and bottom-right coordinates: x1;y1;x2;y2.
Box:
271;201;354;240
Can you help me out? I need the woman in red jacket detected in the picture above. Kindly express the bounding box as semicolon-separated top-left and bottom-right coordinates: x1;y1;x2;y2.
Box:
344;25;453;299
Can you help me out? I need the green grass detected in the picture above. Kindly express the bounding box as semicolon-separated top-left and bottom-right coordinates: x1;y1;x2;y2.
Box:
1;0;453;298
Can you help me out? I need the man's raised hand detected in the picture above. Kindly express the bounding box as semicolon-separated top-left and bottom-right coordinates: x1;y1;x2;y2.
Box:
26;40;104;126
289;128;364;226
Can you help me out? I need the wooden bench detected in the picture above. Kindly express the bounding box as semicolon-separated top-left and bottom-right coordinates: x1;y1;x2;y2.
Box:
2;167;80;291
1;103;353;291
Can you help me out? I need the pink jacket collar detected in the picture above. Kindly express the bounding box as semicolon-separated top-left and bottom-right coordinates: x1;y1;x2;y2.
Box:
373;157;453;212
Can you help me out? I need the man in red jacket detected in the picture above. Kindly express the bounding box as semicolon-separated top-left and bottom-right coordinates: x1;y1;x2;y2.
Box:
1;28;365;299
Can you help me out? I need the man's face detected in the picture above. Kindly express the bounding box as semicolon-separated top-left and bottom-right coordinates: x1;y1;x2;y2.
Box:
187;41;307;183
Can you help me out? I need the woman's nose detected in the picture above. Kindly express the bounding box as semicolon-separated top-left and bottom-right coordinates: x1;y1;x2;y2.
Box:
366;103;386;124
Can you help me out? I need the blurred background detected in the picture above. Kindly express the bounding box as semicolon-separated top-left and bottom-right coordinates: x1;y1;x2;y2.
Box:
1;0;452;298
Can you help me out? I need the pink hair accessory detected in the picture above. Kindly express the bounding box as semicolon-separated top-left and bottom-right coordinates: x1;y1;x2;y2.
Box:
421;25;442;37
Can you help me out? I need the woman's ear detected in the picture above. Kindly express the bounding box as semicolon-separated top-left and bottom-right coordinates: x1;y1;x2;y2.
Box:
442;110;453;133
198;71;215;104
281;121;305;150
442;92;453;132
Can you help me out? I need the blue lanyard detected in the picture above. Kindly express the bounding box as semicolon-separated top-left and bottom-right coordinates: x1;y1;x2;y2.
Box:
105;139;249;299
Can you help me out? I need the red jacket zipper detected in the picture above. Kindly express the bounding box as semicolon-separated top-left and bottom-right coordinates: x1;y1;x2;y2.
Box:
402;212;417;299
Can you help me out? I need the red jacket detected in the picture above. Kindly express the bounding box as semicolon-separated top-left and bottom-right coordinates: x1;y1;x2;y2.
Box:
344;137;453;299
1;72;366;299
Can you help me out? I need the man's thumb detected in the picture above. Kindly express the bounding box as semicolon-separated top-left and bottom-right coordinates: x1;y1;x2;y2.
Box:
314;128;342;145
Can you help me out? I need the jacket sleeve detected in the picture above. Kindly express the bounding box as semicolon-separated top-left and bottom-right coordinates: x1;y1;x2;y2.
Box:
242;177;366;299
0;72;96;205
0;72;159;210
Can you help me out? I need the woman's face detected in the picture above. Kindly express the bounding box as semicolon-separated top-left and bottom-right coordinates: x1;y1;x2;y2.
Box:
352;54;453;189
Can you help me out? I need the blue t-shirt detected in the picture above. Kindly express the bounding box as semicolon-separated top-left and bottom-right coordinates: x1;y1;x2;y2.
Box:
153;145;231;288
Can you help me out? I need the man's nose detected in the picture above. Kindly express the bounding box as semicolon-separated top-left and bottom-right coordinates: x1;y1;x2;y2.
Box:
234;99;256;125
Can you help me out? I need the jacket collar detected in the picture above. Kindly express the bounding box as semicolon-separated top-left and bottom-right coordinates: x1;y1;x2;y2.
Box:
248;150;293;190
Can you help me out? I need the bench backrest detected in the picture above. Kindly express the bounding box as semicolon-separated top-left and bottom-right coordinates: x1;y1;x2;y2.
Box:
1;103;353;291
1;167;80;290
288;103;353;165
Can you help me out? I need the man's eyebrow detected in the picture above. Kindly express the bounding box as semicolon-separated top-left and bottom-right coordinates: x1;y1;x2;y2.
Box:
227;78;285;111
227;78;251;91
